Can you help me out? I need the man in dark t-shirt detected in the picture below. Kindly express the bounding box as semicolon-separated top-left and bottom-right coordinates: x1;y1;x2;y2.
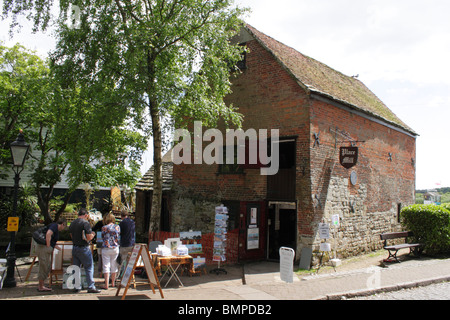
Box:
69;208;100;293
119;210;135;263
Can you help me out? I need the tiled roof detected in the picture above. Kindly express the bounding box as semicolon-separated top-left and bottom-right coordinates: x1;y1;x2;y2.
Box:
135;151;173;191
244;24;417;136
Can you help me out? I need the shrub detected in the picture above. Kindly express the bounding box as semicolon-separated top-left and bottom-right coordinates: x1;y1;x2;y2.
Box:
401;204;450;255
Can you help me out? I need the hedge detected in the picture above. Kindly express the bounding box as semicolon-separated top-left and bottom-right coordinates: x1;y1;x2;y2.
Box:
401;204;450;255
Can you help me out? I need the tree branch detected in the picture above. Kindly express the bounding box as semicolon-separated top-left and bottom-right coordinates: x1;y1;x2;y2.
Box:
145;0;153;16
114;0;128;24
122;1;142;22
159;8;214;53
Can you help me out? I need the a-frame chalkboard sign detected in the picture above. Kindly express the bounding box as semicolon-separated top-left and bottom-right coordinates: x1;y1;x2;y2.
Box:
115;243;164;300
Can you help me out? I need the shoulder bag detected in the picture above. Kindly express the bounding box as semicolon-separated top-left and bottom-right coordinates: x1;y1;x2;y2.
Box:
32;226;48;245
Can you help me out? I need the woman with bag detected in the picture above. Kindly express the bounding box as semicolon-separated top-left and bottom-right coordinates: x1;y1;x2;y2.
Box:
100;213;120;289
34;218;67;292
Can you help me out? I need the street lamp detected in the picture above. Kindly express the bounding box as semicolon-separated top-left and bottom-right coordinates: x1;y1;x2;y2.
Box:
3;130;30;288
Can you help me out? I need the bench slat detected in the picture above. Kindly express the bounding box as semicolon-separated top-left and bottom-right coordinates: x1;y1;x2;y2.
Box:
385;243;421;250
380;231;413;240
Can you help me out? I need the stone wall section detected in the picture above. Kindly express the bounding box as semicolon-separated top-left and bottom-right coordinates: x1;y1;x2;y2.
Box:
314;177;402;260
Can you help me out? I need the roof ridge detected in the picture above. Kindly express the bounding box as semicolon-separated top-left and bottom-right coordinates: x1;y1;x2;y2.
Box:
243;23;417;135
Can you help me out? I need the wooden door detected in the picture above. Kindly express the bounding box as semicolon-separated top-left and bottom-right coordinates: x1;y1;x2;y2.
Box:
238;201;267;261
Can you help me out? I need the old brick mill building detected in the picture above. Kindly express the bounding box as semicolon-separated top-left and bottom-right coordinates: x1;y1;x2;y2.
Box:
135;24;417;265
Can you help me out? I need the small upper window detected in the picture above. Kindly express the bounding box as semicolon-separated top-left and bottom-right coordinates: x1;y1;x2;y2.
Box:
229;43;247;72
218;145;244;174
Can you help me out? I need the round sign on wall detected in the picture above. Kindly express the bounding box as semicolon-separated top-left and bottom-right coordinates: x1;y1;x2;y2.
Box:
350;171;357;185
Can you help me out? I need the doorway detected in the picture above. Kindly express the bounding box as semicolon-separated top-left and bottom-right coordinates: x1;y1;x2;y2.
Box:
267;139;296;201
238;201;267;261
267;202;297;260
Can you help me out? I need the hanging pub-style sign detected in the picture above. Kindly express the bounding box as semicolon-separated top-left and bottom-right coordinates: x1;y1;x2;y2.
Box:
340;146;358;169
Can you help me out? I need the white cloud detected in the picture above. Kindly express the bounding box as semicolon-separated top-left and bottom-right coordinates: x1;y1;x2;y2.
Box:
237;0;450;189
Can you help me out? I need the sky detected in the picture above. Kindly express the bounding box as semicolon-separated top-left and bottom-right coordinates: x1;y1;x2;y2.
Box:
235;0;450;191
1;0;449;190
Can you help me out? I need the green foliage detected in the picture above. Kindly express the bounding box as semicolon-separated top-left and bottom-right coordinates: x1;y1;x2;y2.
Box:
0;43;50;172
417;187;450;194
0;43;146;224
2;0;249;231
416;187;450;204
442;193;450;204
415;193;424;204
401;204;450;254
0;183;39;228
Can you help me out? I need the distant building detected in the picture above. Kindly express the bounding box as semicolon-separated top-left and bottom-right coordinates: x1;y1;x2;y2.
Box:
424;191;441;205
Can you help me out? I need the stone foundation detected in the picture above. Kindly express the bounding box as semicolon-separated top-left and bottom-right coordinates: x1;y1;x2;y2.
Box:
309;176;401;264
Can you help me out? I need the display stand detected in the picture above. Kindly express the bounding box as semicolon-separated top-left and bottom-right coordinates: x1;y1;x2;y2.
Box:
115;244;164;300
210;205;228;275
0;266;6;289
315;222;336;273
330;214;341;267
316;249;336;273
210;260;227;275
180;231;206;276
0;258;7;289
49;241;73;286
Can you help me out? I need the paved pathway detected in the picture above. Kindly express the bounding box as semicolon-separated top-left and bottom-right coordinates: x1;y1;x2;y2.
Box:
2;250;450;302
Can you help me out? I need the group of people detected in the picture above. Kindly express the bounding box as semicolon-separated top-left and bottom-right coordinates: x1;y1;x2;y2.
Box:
35;208;135;293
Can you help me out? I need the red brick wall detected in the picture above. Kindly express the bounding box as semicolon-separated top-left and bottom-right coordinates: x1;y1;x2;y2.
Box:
173;38;310;201
309;98;416;214
172;37;416;259
307;98;416;257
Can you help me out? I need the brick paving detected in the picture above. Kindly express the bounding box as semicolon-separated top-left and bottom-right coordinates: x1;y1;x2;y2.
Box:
1;249;450;301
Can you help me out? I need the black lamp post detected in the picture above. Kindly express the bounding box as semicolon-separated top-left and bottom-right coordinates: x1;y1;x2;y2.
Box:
3;130;30;288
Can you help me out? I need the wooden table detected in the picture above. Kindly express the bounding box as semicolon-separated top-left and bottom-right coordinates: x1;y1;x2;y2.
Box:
156;255;194;287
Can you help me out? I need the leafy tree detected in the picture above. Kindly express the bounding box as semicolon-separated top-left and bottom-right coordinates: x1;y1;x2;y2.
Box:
2;0;248;232
0;44;146;224
31;79;147;224
0;43;49;171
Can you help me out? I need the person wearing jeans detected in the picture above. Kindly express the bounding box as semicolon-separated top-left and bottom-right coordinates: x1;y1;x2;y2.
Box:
69;208;100;293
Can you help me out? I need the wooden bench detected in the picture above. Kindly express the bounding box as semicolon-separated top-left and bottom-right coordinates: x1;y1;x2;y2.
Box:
380;231;423;263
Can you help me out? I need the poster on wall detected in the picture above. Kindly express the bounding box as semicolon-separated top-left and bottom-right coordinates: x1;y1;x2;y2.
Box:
331;214;340;227
247;227;259;250
319;223;330;239
250;208;257;224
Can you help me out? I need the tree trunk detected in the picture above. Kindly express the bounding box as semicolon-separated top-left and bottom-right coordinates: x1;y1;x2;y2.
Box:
146;47;164;234
149;103;163;233
37;191;51;225
54;190;74;222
